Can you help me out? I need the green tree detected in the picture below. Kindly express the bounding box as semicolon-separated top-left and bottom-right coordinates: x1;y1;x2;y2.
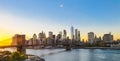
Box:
9;52;27;61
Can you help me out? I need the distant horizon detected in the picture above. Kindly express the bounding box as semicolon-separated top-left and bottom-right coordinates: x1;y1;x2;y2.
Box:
0;0;120;46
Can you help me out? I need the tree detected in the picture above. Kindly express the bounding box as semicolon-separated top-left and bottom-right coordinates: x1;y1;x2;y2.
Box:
9;52;27;61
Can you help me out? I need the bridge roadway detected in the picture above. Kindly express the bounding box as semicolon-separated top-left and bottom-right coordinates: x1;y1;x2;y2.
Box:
0;44;70;48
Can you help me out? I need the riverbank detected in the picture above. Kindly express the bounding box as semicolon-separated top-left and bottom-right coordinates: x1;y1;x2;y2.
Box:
26;54;45;61
75;47;120;50
27;47;120;50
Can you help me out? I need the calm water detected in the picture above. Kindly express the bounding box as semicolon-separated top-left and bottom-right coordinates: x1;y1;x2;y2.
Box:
26;49;120;61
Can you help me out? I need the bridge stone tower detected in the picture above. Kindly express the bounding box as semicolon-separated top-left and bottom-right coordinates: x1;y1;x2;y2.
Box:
12;34;26;54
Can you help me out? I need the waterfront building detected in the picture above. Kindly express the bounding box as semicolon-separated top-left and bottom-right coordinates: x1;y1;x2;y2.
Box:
47;32;54;45
57;34;62;40
12;34;26;53
103;32;113;42
46;38;52;45
49;31;53;39
28;38;33;45
78;31;81;41
53;35;56;44
71;26;74;40
88;32;94;44
94;35;97;43
38;33;42;45
75;29;78;41
59;31;62;40
12;34;26;46
33;34;37;45
75;29;81;41
98;36;102;41
38;31;46;45
63;30;67;40
56;34;62;45
38;33;42;39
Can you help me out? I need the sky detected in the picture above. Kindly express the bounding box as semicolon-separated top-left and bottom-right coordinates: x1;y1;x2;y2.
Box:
0;0;120;46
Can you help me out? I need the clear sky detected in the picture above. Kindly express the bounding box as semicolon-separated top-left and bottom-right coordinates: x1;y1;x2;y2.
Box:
0;0;120;45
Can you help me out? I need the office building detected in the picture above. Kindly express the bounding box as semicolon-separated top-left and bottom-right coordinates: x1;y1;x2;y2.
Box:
49;31;53;39
88;32;94;44
33;34;37;45
75;29;78;41
103;32;113;42
63;30;67;40
59;31;62;40
78;31;81;41
71;26;74;40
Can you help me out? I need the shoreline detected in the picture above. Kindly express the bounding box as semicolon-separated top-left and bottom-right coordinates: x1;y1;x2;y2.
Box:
26;47;120;50
79;47;120;50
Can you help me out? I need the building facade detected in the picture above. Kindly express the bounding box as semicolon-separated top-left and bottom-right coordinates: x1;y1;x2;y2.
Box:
71;26;74;40
75;29;78;41
88;32;94;44
63;30;67;40
12;34;26;53
33;34;37;45
12;34;26;46
103;33;113;42
49;31;53;39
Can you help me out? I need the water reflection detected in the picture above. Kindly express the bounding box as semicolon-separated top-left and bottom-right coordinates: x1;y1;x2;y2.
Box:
79;49;90;61
26;49;120;61
26;49;65;57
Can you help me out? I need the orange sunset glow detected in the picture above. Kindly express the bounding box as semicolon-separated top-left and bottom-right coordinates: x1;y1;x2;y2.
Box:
0;0;120;47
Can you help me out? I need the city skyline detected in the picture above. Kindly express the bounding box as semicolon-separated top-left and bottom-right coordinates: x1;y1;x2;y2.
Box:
0;0;120;46
0;27;120;46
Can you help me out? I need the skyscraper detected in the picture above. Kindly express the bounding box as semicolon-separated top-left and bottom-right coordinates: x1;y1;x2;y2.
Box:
88;32;94;44
38;33;42;39
33;33;37;45
49;31;53;39
59;31;62;40
94;35;97;43
38;33;43;45
63;30;67;40
75;29;78;41
71;26;74;40
78;31;81;41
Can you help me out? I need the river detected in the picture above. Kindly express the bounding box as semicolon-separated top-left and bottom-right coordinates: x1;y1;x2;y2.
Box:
26;49;120;61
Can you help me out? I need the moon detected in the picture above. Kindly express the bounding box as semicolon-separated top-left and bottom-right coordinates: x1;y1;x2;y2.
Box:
60;4;64;8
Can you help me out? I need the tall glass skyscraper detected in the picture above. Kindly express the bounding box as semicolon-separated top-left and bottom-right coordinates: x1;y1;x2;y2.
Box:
71;26;74;40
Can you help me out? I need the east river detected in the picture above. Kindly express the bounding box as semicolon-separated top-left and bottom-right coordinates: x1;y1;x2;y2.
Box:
26;49;120;61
